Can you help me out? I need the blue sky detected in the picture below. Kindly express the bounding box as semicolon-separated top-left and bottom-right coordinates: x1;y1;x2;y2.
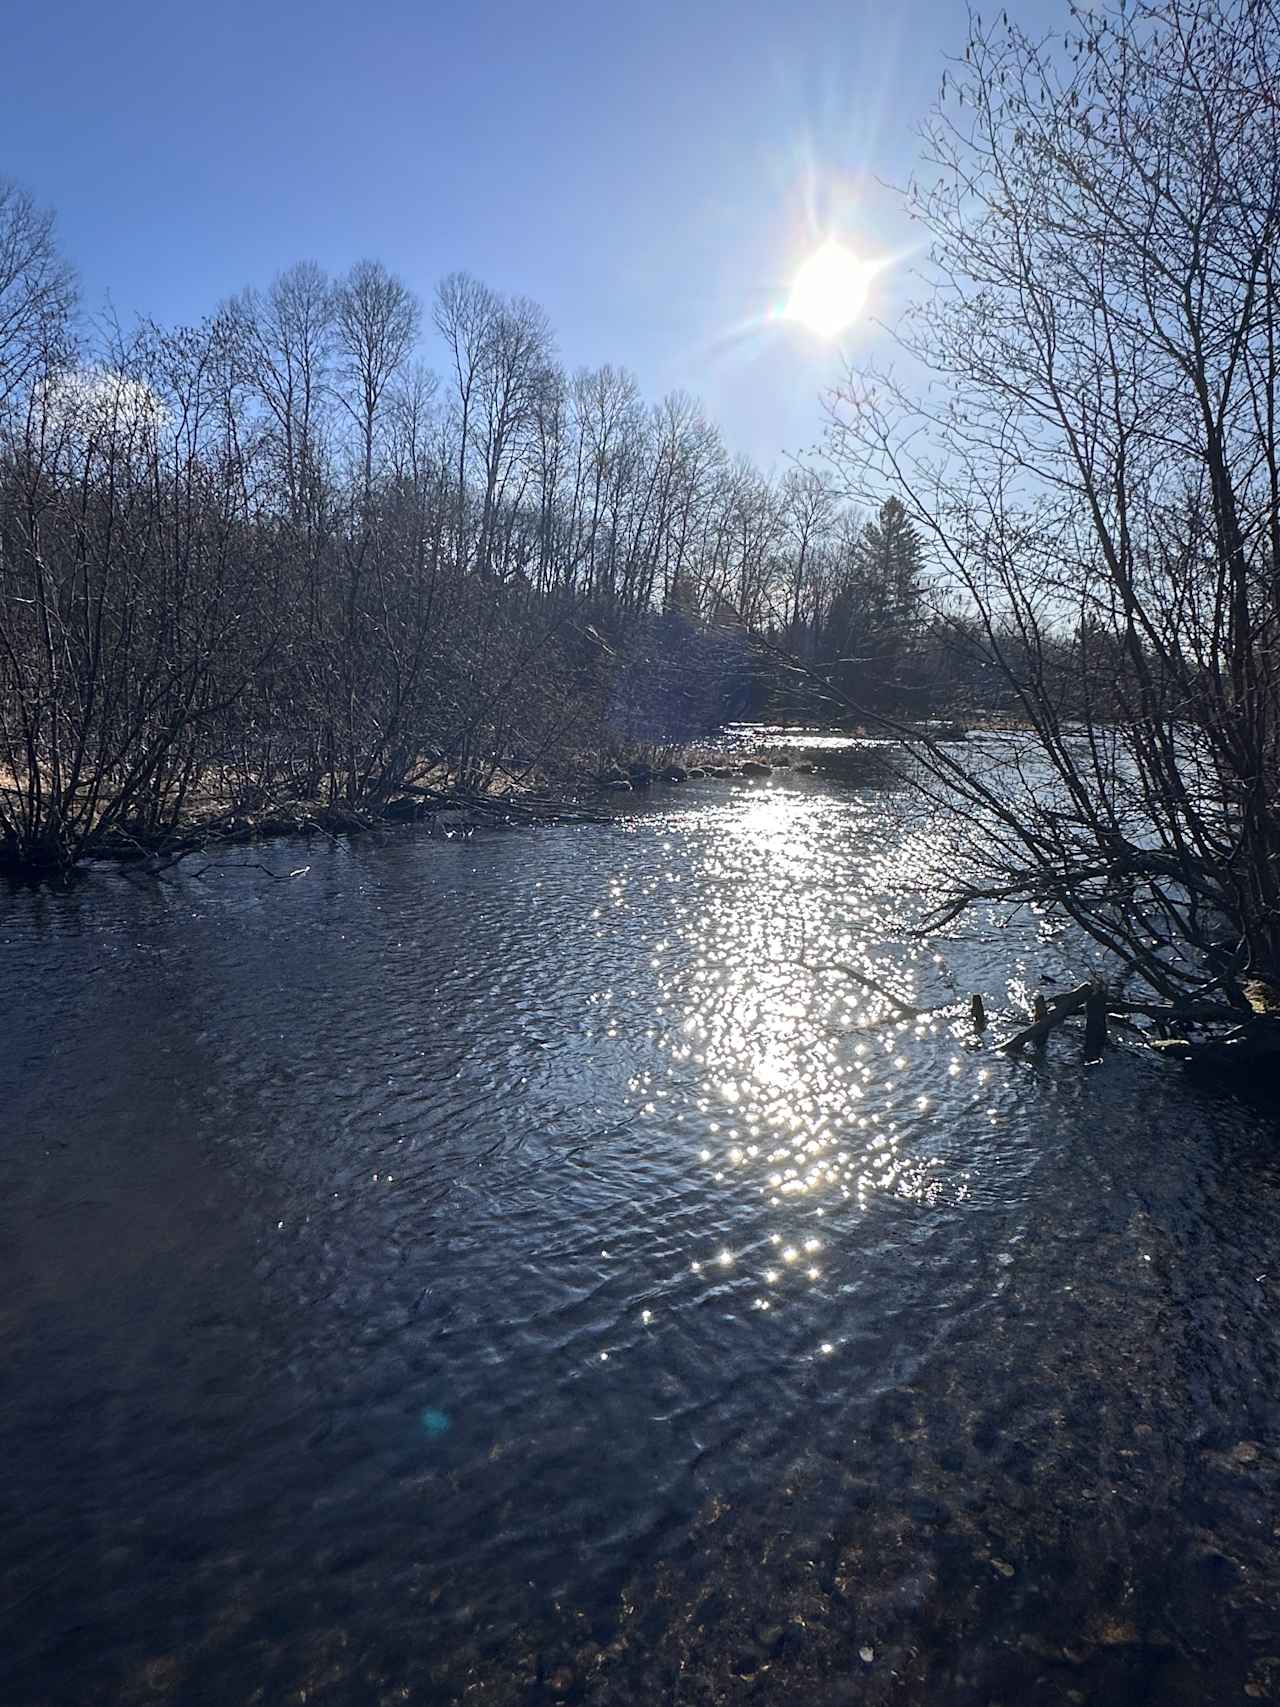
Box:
2;0;1057;463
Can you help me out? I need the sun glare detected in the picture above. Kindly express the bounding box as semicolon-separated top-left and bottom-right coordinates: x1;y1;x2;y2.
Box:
785;241;873;339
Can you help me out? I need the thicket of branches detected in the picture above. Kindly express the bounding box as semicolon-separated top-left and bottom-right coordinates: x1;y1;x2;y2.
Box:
0;180;973;877
826;0;1280;1019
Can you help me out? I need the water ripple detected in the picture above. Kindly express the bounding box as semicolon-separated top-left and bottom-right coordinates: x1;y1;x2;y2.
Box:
1;782;1277;1703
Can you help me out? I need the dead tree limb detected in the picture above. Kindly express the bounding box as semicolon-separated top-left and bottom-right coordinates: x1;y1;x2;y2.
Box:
813;960;927;1020
999;983;1094;1052
1105;997;1247;1026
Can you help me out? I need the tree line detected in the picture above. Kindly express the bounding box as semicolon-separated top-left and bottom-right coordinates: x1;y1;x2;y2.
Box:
0;180;964;877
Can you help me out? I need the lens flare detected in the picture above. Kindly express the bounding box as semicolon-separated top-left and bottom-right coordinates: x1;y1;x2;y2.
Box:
785;241;873;338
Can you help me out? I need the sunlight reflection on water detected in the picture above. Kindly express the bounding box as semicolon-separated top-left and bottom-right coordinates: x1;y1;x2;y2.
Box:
656;794;966;1296
2;771;1278;1705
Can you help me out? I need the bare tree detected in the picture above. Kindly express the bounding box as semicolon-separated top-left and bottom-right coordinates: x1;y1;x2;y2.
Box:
433;272;500;562
780;467;838;636
575;365;643;600
226;260;334;528
334;259;420;501
0;180;76;410
824;0;1280;1030
386;360;440;488
473;295;554;577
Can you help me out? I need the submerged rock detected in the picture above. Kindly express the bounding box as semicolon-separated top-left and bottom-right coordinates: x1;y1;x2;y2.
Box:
741;760;772;776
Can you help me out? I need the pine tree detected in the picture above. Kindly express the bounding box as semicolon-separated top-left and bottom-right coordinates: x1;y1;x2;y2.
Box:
820;498;926;712
853;497;924;626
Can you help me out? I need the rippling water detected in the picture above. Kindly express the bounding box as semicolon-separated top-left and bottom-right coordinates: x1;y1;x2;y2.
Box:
3;765;1279;1705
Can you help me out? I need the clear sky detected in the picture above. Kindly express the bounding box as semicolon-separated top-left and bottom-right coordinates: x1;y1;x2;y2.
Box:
1;0;1058;465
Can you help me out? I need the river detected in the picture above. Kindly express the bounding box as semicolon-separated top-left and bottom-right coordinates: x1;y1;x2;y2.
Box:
2;757;1278;1705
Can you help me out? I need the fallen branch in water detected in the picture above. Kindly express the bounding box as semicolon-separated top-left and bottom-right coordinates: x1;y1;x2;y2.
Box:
1000;980;1260;1065
187;862;310;881
999;983;1095;1052
813;960;930;1020
1106;996;1247;1026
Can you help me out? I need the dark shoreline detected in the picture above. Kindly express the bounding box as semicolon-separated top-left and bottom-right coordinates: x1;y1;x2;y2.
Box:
2;734;904;885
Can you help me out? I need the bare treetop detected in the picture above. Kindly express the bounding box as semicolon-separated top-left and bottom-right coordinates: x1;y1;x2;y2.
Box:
0;179;77;407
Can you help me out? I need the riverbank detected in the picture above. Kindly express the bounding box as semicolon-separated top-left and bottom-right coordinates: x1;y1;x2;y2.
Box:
1;732;906;881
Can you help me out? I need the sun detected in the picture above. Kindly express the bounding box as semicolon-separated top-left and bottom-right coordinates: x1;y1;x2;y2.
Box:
785;241;873;339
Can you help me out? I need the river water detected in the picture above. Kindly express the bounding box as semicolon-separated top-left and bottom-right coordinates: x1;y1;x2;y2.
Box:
2;761;1279;1705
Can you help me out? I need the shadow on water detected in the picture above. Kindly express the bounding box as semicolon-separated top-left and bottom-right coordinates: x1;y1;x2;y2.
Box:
1;771;1278;1705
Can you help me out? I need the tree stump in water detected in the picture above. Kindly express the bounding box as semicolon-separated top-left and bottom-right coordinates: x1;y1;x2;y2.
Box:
1083;990;1108;1060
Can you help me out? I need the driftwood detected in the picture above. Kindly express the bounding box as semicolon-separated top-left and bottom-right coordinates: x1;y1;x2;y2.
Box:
811;946;1264;1075
999;983;1095;1052
996;976;1273;1083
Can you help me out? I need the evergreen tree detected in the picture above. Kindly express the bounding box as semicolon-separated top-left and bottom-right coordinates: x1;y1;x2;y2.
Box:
820;497;927;714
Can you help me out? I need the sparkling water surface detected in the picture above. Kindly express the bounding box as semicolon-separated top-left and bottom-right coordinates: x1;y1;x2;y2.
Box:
2;766;1278;1705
